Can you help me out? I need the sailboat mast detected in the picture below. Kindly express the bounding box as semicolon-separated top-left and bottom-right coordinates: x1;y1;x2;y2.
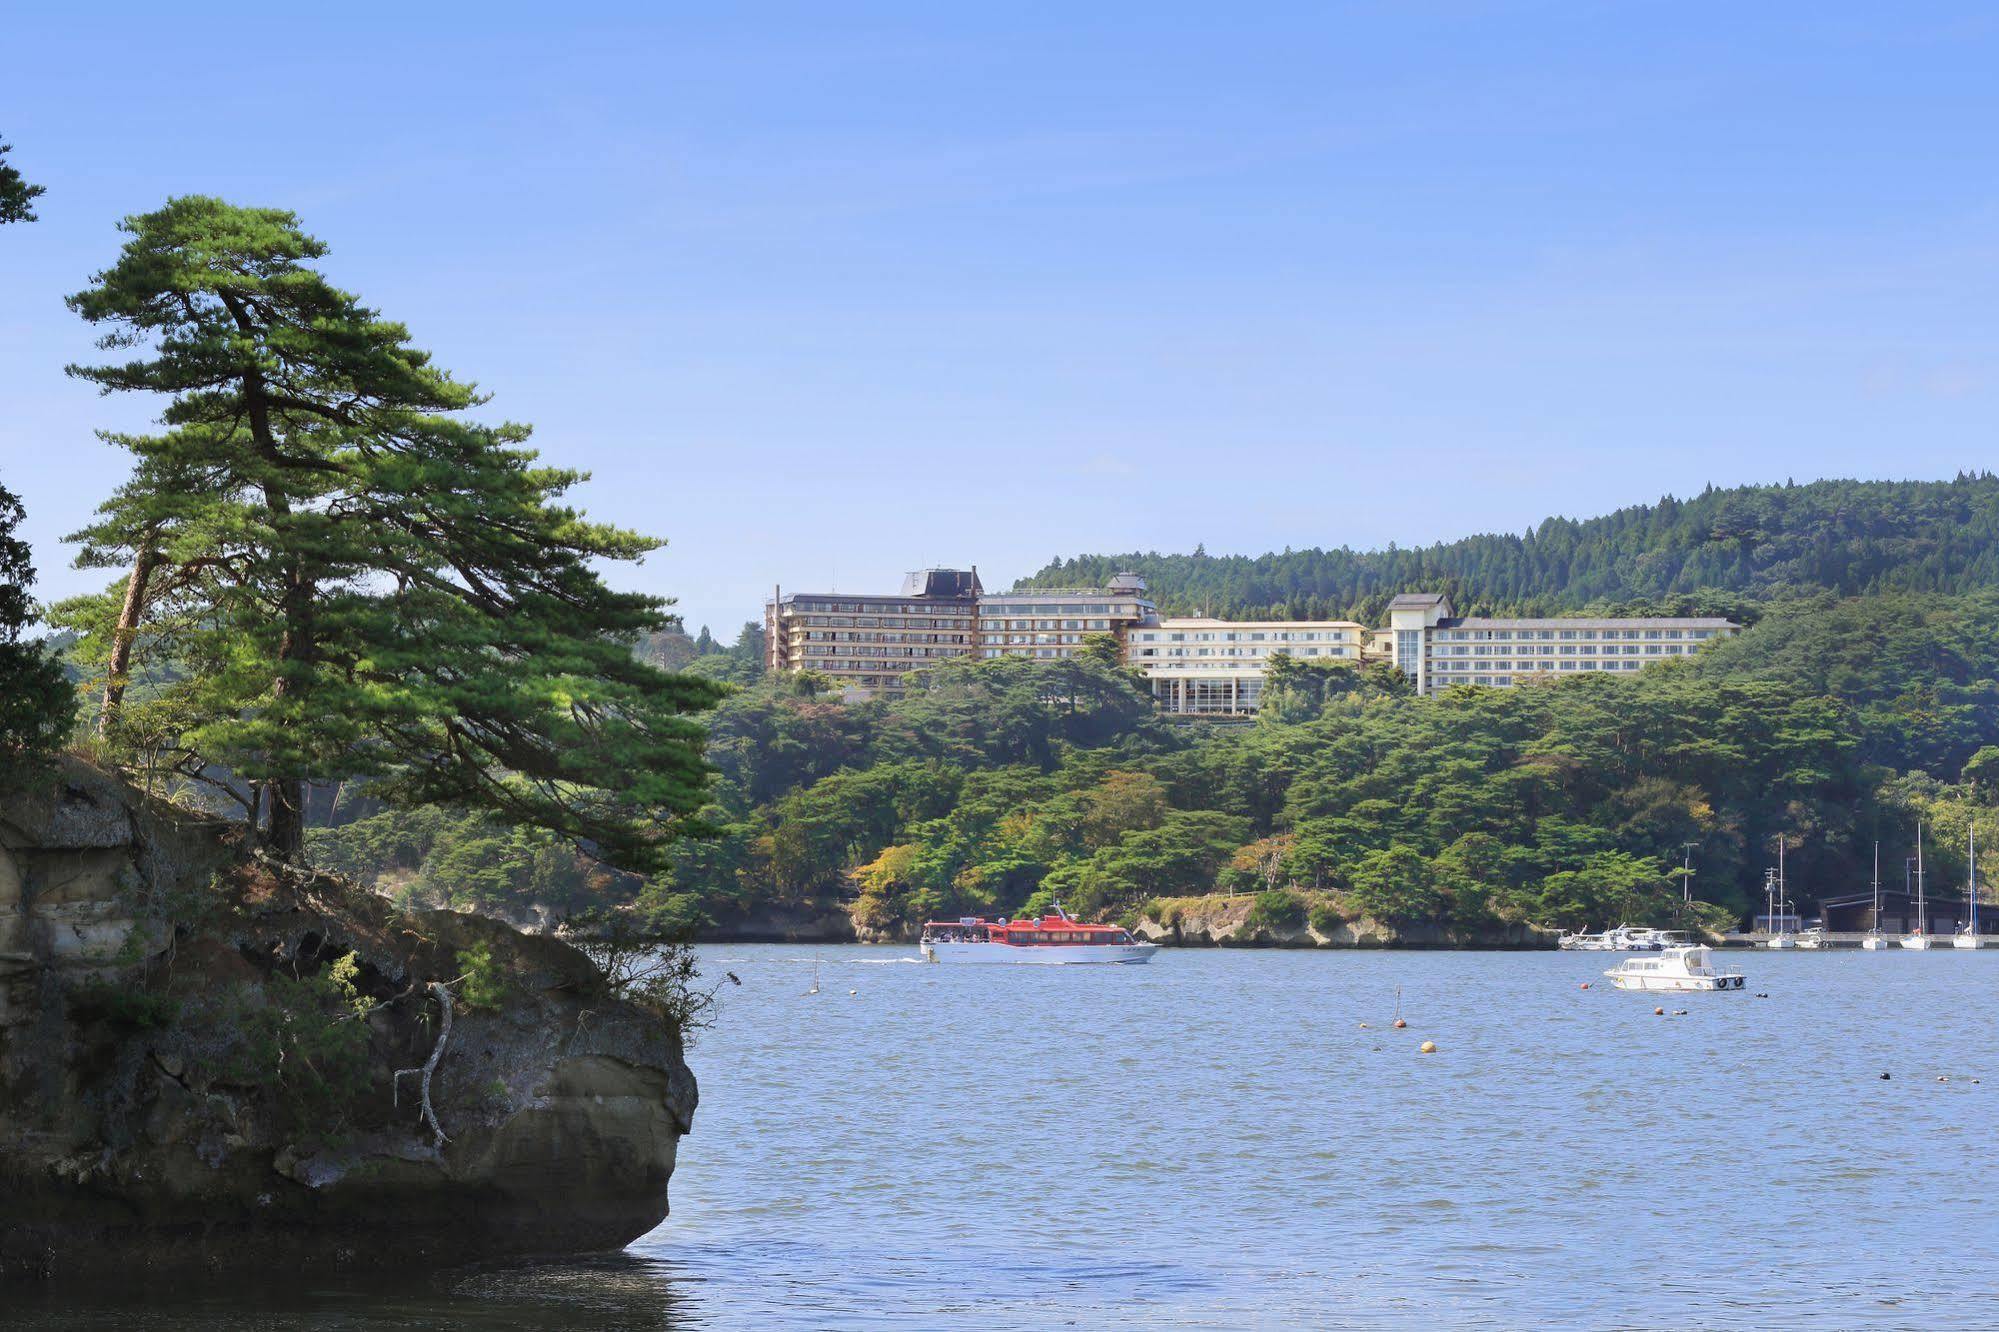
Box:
1872;840;1881;932
1916;822;1926;933
1971;824;1979;934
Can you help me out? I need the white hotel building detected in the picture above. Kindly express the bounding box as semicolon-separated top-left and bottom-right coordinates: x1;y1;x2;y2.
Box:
1384;592;1738;696
1127;617;1366;716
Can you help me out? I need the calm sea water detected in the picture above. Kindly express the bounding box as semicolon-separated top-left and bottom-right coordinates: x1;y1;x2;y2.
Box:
8;946;1998;1329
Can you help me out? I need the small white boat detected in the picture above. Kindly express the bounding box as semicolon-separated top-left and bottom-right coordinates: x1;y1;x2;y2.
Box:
1904;822;1932;949
1604;946;1746;992
1796;927;1825;950
1765;933;1797;950
1954;825;1981;949
1860;843;1889;949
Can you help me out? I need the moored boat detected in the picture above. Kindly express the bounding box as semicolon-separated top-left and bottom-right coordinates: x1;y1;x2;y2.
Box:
920;905;1158;964
1861;842;1889;949
1954;824;1981;949
1903;822;1932;949
1604;945;1745;992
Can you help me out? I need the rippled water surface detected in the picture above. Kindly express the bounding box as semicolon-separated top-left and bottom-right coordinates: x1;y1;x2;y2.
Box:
9;946;1999;1329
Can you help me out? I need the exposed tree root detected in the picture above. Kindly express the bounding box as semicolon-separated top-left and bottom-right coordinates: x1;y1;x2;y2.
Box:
392;981;454;1147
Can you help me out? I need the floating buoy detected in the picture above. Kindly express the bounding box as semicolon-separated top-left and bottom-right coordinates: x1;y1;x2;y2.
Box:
1579;982;1591;990
1938;1075;1949;1083
1654;1006;1665;1015
1418;1040;1437;1054
1880;1072;1892;1080
1358;1022;1369;1029
848;989;858;996
1392;1018;1408;1030
1673;1009;1689;1016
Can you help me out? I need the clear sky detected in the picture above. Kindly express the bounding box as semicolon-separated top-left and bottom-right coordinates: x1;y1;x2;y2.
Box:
5;4;1998;638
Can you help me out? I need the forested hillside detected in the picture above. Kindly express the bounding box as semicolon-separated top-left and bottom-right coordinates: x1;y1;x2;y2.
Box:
1022;475;1999;621
313;592;1999;940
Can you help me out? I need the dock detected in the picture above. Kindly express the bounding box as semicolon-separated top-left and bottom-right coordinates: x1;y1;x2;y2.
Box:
1719;932;1999;949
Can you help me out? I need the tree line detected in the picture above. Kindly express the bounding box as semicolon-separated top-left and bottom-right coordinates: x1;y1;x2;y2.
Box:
1022;475;1999;622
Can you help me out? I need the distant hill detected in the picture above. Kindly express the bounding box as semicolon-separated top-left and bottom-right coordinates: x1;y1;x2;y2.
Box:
1019;475;1999;621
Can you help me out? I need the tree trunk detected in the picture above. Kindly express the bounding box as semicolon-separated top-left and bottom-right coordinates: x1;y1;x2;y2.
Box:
267;777;306;862
98;545;160;737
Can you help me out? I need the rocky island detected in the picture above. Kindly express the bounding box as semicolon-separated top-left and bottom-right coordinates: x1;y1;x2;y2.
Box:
0;763;696;1281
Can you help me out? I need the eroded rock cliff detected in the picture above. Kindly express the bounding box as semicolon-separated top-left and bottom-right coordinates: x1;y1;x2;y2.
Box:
0;761;696;1280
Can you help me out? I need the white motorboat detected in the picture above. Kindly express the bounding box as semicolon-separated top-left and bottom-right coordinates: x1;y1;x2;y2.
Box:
1604;946;1746;992
1903;822;1932;950
1796;927;1825;950
1954;824;1981;949
920;905;1157;964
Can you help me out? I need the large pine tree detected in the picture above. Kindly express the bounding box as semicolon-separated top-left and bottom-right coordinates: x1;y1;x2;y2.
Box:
63;196;721;865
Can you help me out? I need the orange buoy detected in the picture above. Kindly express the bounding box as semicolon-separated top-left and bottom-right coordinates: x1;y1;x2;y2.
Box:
1654;1006;1665;1015
1393;1018;1408;1029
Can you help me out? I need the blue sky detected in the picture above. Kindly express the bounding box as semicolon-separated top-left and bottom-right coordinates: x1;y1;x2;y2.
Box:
5;4;1999;637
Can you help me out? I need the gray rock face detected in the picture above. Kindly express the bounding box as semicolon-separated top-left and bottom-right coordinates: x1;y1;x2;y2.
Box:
0;762;697;1280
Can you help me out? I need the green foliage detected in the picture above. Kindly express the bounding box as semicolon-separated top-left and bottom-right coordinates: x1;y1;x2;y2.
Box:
215;959;373;1137
1245;889;1307;932
313;587;1999;938
454;943;510;1011
1025;476;1999;620
0;479;73;778
66;980;181;1031
59;195;720;865
0;136;43;225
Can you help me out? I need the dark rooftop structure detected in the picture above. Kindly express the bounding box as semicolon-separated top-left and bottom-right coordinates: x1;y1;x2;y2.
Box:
1816;889;1980;936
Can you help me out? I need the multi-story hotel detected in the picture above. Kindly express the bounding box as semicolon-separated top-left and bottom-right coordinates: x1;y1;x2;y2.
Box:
1384;592;1739;695
766;571;1740;710
975;573;1155;661
1127;617;1366;716
765;568;982;697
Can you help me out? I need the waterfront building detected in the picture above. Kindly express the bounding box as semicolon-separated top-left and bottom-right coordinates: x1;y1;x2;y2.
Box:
765;568;981;697
1384;593;1739;695
975;573;1155;662
1127;616;1366;716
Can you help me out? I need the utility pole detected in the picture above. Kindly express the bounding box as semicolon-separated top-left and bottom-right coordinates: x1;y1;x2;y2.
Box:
1679;842;1698;904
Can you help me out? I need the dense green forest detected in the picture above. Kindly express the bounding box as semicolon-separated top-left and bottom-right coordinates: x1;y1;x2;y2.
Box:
1022;475;1999;621
314;591;1999;939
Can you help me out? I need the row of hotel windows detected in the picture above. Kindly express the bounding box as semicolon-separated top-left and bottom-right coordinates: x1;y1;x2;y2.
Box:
800;646;965;660
1432;658;1664;676
1132;646;1355;659
981;648;1086;659
790;615;976;630
977;603;1145;617
978;618;1117;631
1433;627;1719;642
1433;643;1696;658
787;601;974;616
1130;629;1356;643
801;631;972;644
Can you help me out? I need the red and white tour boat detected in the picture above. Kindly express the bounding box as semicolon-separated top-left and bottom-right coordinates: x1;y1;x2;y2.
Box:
919;905;1158;965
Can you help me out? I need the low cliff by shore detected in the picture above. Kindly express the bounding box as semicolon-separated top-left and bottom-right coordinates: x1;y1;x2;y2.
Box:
0;761;696;1281
1132;893;1557;949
